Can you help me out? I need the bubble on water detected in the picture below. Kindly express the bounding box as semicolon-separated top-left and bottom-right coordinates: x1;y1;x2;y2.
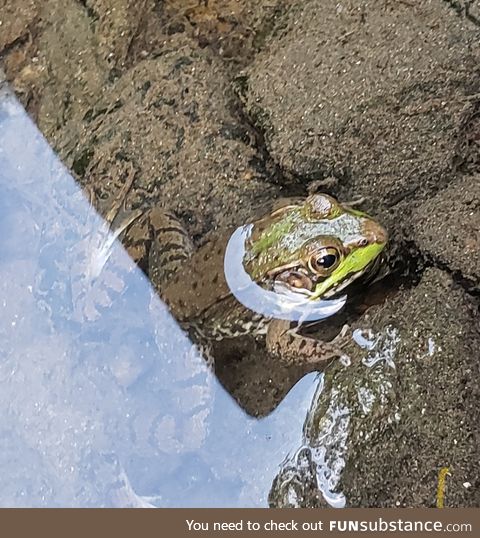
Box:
362;326;399;369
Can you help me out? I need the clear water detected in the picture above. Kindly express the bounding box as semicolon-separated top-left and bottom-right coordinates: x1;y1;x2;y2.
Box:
0;78;327;507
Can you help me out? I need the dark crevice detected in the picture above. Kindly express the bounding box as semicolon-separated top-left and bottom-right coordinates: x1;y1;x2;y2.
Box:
230;76;304;194
454;99;480;176
230;75;347;197
465;1;480;26
443;0;467;16
402;237;480;302
75;0;99;22
354;236;480;314
442;0;480;27
427;255;480;300
232;68;480;205
0;32;30;60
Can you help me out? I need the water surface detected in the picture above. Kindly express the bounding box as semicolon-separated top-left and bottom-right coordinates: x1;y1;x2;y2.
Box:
0;80;324;507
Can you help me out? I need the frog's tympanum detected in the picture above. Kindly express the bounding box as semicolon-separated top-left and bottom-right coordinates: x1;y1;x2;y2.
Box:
139;193;387;367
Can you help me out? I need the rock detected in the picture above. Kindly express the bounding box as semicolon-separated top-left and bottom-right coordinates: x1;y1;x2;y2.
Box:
35;0;110;144
243;0;480;204
61;38;277;238
411;175;480;289
337;268;480;507
83;0;155;68
0;0;38;52
0;0;40;111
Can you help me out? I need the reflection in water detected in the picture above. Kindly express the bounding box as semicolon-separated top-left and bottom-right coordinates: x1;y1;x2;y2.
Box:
268;375;349;508
0;78;325;507
268;327;399;508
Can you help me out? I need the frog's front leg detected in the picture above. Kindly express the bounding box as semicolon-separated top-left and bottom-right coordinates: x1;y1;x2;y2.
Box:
265;319;349;366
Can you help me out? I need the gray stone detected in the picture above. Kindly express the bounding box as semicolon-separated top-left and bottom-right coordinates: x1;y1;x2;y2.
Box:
243;0;480;203
412;175;480;287
338;268;480;507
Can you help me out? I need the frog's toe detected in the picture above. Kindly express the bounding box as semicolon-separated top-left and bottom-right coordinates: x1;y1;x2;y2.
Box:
342;196;366;209
331;323;351;346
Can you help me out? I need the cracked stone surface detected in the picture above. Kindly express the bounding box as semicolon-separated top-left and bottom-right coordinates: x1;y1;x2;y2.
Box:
411;174;480;287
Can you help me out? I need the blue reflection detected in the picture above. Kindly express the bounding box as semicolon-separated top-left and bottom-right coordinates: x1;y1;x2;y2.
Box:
0;78;323;507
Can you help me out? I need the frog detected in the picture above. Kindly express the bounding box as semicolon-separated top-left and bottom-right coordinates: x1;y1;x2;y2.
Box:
122;192;388;367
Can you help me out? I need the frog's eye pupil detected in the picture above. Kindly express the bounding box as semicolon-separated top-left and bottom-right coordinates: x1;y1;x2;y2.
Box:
308;248;340;274
319;254;337;268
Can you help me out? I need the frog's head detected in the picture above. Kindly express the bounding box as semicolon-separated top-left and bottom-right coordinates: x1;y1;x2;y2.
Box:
243;194;387;300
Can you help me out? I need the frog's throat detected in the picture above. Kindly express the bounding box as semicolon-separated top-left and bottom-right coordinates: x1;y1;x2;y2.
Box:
310;242;385;300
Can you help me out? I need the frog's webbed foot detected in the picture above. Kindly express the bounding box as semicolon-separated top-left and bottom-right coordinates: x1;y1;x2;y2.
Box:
196;341;215;370
330;323;350;344
266;319;350;366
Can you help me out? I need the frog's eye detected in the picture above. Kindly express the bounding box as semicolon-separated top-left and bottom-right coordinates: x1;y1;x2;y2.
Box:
308;247;340;275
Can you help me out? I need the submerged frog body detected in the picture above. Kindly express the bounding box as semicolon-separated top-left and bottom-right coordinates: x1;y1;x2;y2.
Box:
137;193;388;366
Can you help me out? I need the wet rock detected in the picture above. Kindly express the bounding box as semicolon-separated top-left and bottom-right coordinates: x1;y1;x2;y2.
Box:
0;0;41;110
243;0;480;204
154;0;290;68
84;0;156;68
337;268;480;507
269;446;326;508
411;175;480;288
35;0;109;145
0;0;38;53
62;37;277;238
4;0;290;140
8;0;158;143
